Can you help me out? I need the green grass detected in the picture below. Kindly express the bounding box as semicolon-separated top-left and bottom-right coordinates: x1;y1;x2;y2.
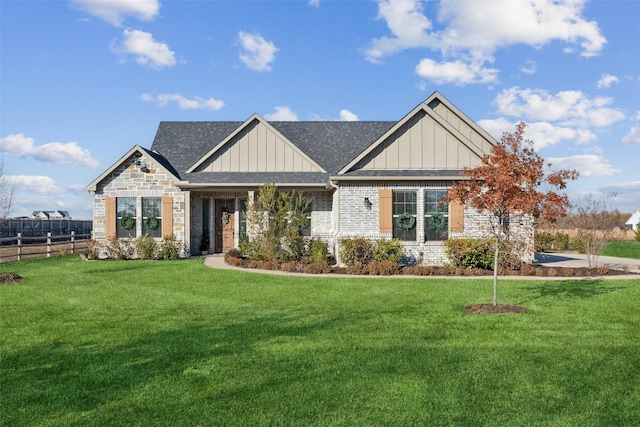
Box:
2;256;640;426
602;240;640;260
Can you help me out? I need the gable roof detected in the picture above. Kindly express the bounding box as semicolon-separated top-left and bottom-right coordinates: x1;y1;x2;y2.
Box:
86;145;182;192
336;91;496;178
89;92;497;191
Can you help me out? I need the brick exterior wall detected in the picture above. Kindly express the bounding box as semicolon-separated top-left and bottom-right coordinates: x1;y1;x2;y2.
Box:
334;181;534;266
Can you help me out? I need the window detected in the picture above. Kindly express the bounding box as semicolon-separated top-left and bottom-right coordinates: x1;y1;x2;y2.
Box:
393;191;417;241
116;197;136;238
300;202;312;237
239;199;247;242
424;190;448;241
142;197;162;238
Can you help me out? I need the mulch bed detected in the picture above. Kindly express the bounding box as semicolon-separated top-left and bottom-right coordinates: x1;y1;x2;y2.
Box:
0;272;23;284
464;304;529;314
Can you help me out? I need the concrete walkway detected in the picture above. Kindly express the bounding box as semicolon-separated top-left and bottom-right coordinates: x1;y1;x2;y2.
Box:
204;253;640;280
534;252;640;272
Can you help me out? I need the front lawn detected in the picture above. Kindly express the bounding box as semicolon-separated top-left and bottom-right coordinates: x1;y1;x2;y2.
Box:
2;256;639;426
602;240;640;260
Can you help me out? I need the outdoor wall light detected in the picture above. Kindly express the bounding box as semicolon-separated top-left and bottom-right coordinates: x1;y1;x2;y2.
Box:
135;159;149;173
364;197;372;209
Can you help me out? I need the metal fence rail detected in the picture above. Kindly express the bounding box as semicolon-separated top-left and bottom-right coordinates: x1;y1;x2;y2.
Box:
0;232;92;262
0;219;92;239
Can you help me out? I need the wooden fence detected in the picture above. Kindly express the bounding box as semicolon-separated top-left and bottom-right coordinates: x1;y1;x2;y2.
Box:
0;232;92;262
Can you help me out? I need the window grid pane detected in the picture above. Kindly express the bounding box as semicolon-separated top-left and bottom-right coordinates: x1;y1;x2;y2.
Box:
424;190;448;241
142;197;162;238
116;197;136;238
392;191;417;241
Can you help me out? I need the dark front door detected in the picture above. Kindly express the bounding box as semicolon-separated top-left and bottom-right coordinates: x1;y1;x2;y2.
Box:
214;199;235;253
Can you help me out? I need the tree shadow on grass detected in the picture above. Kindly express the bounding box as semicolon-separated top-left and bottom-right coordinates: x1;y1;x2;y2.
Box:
1;313;339;425
518;279;624;304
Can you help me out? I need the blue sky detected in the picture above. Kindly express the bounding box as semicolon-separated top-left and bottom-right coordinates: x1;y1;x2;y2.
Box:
1;0;639;220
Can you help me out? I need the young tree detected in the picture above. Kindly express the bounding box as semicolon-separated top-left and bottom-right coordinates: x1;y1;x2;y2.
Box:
242;183;311;262
446;122;579;306
571;194;618;268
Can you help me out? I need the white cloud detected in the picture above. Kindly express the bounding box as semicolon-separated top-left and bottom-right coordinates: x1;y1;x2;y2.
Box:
494;87;625;128
415;57;498;84
519;59;537;75
365;0;435;63
141;93;224;110
436;0;606;57
547;154;620;177
71;0;160;26
339;109;359;121
264;106;298;121
112;29;176;69
597;73;619;89
622;126;640;145
308;0;320;7
478;118;596;150
238;31;278;72
0;133;101;168
365;0;606;85
7;175;59;194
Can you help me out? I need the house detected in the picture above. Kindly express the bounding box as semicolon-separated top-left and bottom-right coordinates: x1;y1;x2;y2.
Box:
87;91;533;265
626;209;640;231
31;210;72;220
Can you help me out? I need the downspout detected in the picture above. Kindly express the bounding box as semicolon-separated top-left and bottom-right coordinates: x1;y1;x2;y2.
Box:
327;179;340;266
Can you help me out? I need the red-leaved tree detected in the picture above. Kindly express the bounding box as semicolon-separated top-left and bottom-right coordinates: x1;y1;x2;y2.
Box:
446;122;579;306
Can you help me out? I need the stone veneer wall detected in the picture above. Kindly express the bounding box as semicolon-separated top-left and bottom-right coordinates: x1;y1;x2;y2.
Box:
92;153;187;250
336;181;533;266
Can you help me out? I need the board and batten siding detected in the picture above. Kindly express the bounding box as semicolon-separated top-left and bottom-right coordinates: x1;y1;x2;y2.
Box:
354;110;483;171
197;120;322;173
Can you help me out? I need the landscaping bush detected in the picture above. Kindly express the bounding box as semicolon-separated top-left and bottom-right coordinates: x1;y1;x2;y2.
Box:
160;235;182;260
367;260;399;276
445;238;495;270
105;237;135;260
534;231;554;252
304;261;331;274
339;237;373;267
635;223;640;242
224;248;243;263
135;235;159;260
554;231;570;250
571;235;586;253
372;238;403;263
307;239;329;264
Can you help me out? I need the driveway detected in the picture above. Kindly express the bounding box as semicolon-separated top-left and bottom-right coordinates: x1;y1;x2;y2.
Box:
535;252;640;272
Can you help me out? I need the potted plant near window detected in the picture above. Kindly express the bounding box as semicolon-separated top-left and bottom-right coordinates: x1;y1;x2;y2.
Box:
199;232;210;255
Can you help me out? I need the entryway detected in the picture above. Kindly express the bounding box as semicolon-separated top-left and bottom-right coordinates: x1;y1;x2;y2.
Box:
214;199;235;253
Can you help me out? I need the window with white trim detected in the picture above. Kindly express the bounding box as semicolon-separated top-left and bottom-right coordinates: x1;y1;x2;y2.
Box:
424;190;448;241
392;190;417;241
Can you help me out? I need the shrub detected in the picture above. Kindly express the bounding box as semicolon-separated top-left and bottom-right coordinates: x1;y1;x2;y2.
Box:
367;260;399;276
635;223;640;242
339;237;372;267
571;236;585;253
372;238;403;264
85;239;100;260
445;238;519;270
534;231;554;252
281;261;301;272
135;235;159;260
554;232;570;250
519;263;536;276
307;239;329;264
346;263;368;275
445;238;495;270
224;248;243;263
105;237;135;260
160;235;182;260
304;261;330;274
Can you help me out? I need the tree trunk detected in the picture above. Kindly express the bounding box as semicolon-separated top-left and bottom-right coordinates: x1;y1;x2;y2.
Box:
493;238;499;306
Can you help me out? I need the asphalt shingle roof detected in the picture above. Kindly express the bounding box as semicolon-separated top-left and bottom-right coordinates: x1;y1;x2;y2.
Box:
150;121;397;184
